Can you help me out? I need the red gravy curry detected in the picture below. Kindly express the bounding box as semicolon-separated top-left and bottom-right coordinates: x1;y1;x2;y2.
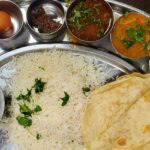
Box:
67;0;113;41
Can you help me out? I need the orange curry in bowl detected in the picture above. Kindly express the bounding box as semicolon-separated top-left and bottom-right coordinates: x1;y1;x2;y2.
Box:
111;13;150;59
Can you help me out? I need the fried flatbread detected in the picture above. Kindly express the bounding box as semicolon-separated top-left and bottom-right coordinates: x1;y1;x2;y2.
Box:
82;74;150;150
89;90;150;150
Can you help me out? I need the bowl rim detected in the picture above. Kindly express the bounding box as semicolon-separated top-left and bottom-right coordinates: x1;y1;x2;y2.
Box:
26;0;65;36
0;0;24;41
110;12;150;60
65;0;114;43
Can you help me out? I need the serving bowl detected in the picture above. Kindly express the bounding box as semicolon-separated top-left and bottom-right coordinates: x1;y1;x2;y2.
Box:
66;0;114;47
0;0;29;50
111;12;150;59
26;0;66;42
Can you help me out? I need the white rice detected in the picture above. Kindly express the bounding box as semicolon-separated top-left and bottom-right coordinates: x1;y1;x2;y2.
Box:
0;50;105;150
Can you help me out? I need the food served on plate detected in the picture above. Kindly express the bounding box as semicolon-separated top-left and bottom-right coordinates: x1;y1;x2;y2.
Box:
0;11;11;33
66;0;113;41
0;50;105;150
111;13;150;58
30;6;61;33
82;73;150;150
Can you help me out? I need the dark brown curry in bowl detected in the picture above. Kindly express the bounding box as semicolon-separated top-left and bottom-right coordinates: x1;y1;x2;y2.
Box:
66;0;114;46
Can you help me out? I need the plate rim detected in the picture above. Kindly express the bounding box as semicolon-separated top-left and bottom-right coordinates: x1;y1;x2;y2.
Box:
0;43;137;74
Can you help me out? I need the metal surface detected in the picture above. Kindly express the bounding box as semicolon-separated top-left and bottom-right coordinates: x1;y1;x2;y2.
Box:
0;87;4;120
0;43;136;74
0;0;149;72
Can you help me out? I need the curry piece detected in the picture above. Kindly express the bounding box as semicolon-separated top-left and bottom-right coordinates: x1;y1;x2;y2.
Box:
31;6;61;33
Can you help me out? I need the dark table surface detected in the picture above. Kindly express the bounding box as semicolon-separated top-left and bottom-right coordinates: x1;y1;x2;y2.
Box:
116;0;150;14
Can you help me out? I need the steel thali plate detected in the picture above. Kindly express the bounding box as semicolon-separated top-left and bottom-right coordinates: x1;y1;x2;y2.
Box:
0;44;136;141
0;0;148;148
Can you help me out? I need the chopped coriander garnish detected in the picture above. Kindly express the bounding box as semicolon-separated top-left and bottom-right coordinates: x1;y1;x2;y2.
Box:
19;104;33;117
82;86;91;94
16;89;32;101
144;43;150;51
65;0;71;7
124;11;129;17
122;24;145;48
122;38;135;48
76;19;82;30
16;116;32;128
33;78;46;93
36;133;42;140
83;8;92;15
92;17;101;25
61;92;70;106
74;9;81;18
145;18;150;26
134;30;144;42
126;28;135;38
34;105;42;113
100;28;104;33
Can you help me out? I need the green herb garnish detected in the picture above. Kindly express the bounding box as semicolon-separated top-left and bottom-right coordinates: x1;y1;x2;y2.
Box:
76;19;82;30
61;92;70;106
19;104;33;117
92;17;101;25
69;4;92;30
100;28;104;33
82;86;91;94
122;23;145;48
134;30;144;42
127;27;144;42
144;43;150;51
36;133;42;140
33;78;46;93
126;28;135;38
124;11;129;17
34;105;42;113
145;18;150;26
65;0;71;7
16;89;32;101
83;8;92;15
122;38;135;48
16;116;32;128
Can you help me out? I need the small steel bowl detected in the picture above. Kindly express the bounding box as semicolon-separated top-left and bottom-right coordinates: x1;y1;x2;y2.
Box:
26;0;66;42
0;0;29;50
66;0;114;47
110;12;150;59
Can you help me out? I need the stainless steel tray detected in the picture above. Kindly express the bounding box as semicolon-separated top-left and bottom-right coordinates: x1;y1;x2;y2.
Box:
0;0;147;147
0;43;136;146
0;0;149;73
